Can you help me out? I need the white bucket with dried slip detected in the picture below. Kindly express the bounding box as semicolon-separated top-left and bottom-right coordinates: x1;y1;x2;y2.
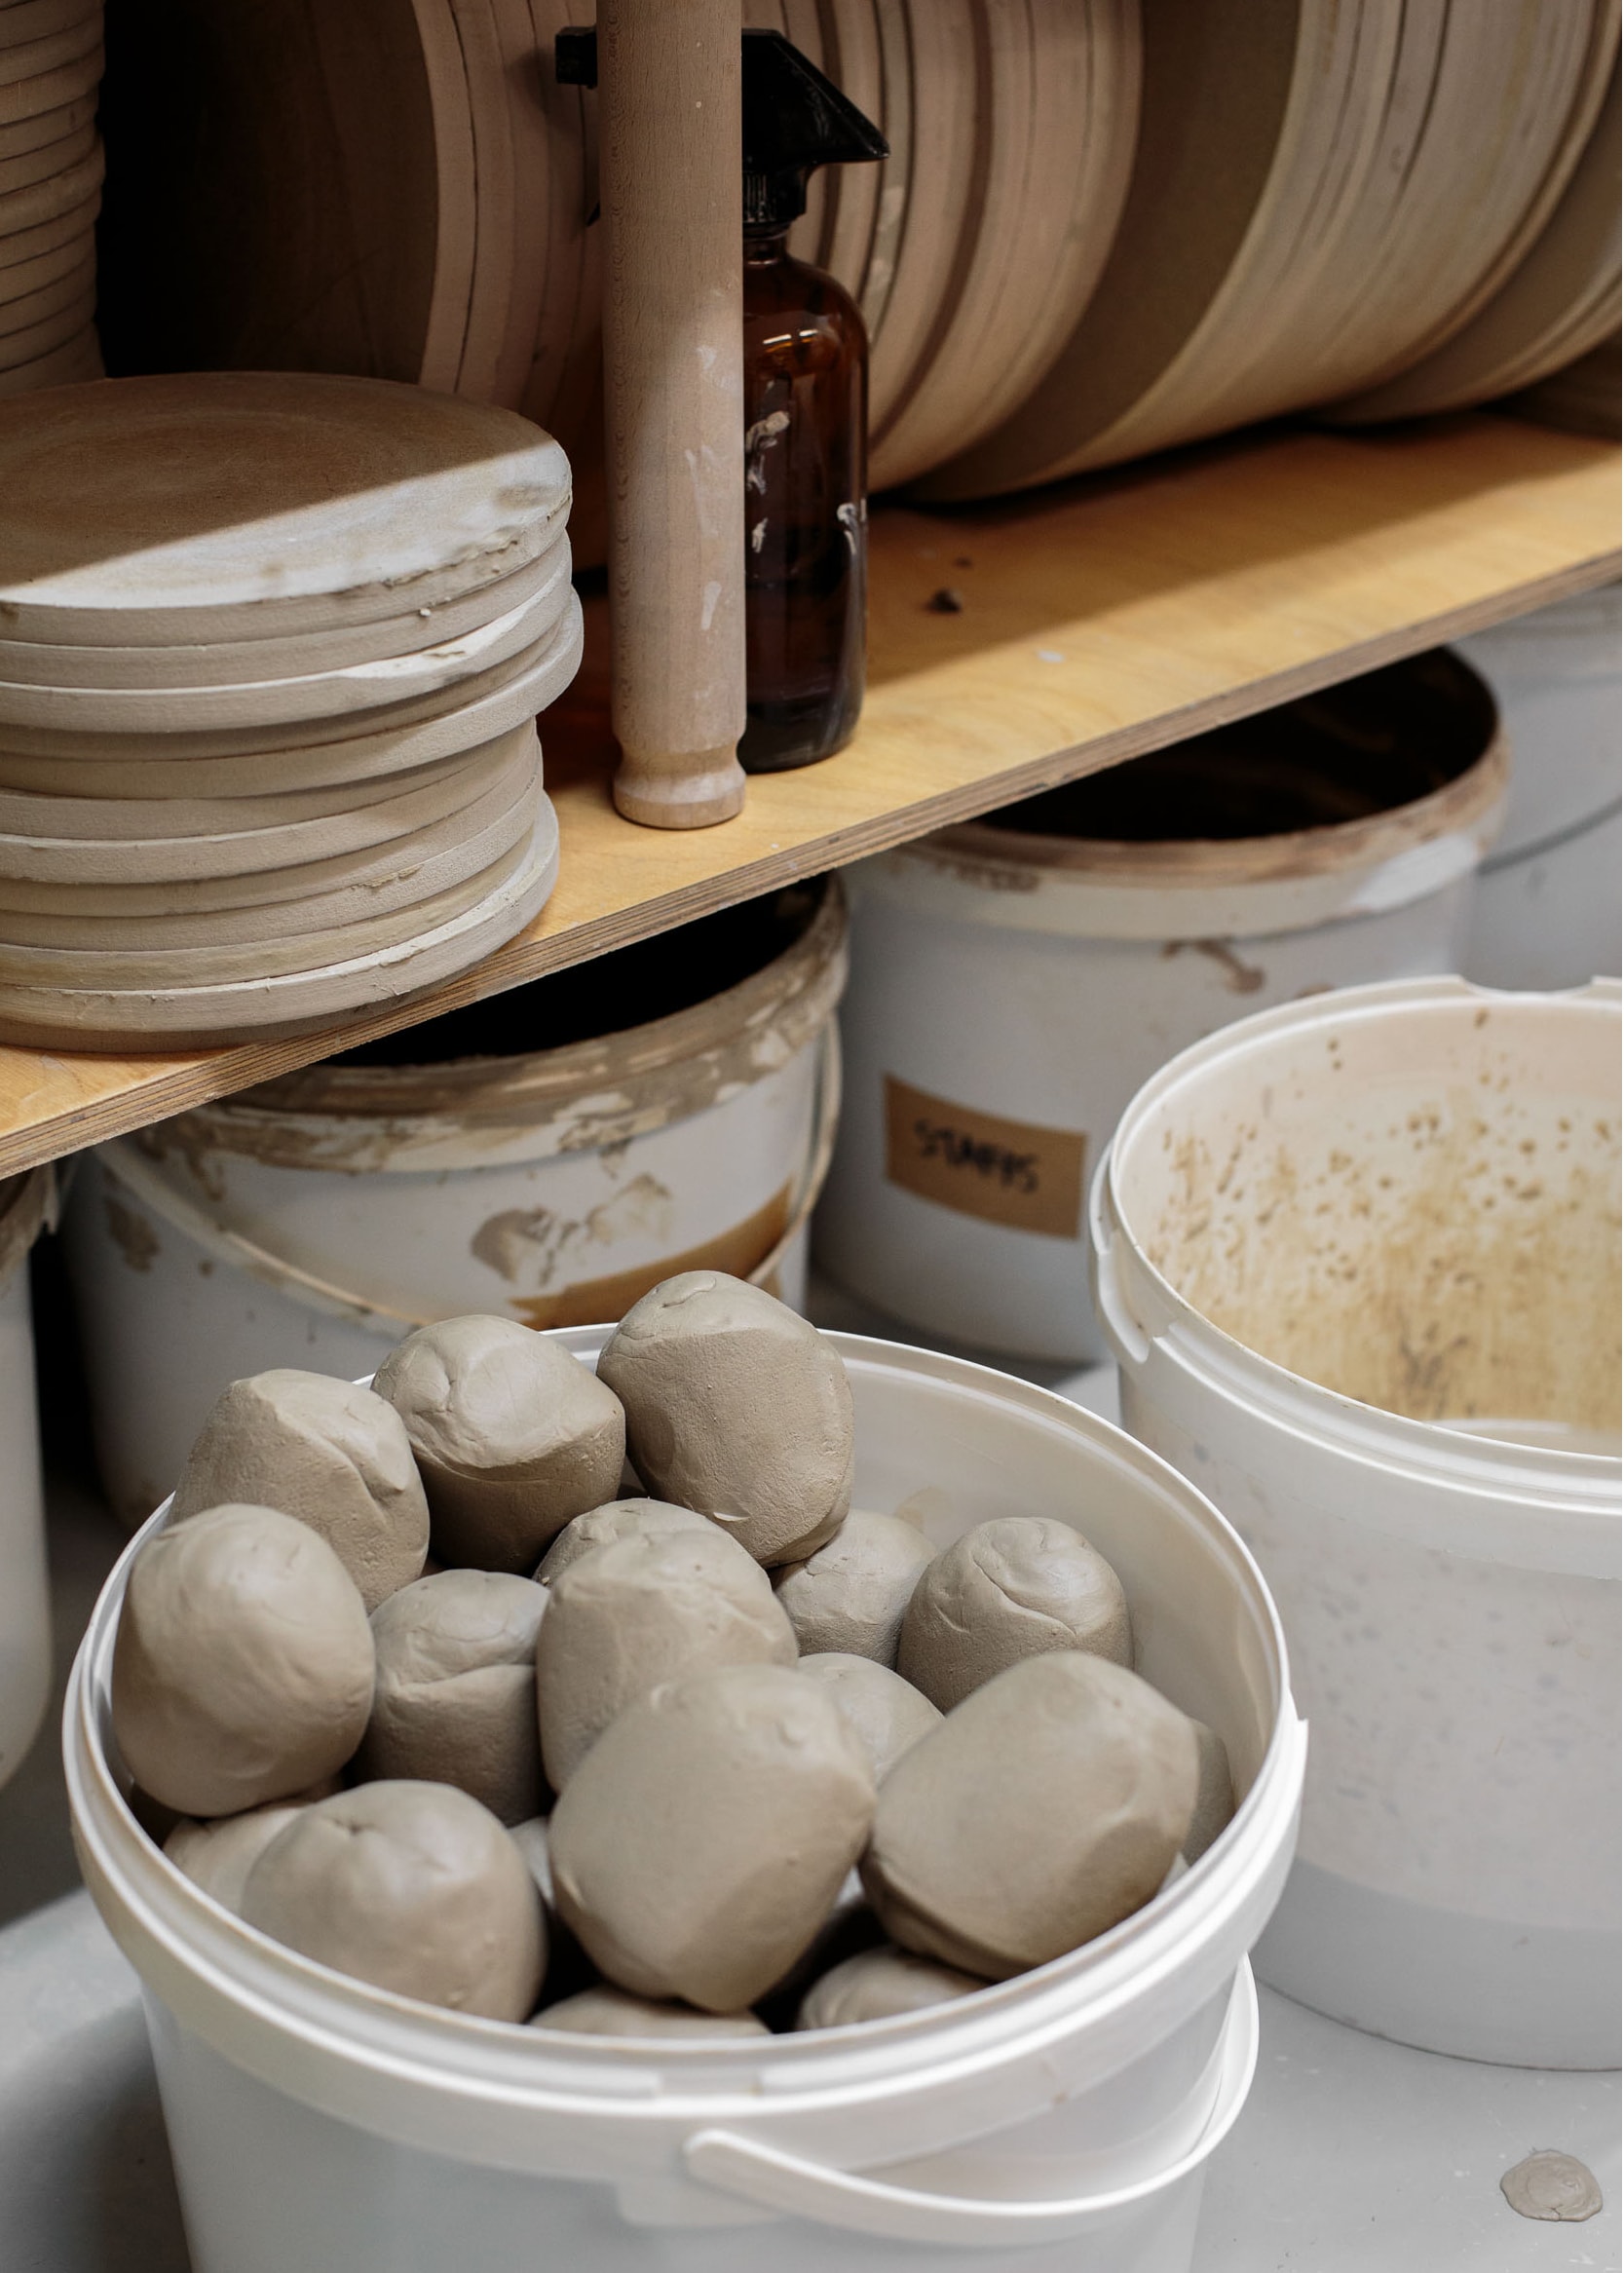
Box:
64;881;846;1527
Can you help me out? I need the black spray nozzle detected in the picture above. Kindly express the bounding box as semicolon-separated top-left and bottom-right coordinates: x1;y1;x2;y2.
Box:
556;26;887;231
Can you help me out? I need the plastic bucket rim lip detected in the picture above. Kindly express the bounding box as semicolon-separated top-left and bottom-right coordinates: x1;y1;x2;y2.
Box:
66;1328;1302;2112
1093;973;1623;1498
198;872;850;1132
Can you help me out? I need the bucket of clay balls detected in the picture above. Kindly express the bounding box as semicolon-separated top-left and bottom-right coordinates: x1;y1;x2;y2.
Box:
66;1282;1303;2273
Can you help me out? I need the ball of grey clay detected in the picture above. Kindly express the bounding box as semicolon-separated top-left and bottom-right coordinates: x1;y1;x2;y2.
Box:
170;1370;430;1611
536;1527;797;1789
531;1987;769;2040
1184;1719;1235;1864
596;1272;853;1567
794;1653;942;1782
898;1516;1131;1712
862;1651;1198;1980
548;1662;876;2012
533;1497;712;1586
795;1944;983;2030
241;1780;547;2021
355;1571;548;1825
373;1315;625;1573
774;1511;935;1664
165;1796;323;1913
111;1504;375;1817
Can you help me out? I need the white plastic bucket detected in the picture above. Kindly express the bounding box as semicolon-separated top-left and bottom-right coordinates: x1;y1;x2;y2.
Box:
1090;976;1621;2068
1454;583;1621;992
66;1331;1304;2273
817;652;1506;1363
0;1163;54;1789
64;880;845;1527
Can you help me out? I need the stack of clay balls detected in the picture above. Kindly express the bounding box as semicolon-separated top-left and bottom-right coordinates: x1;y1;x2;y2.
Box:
0;370;581;1049
111;1274;1235;2039
0;0;104;398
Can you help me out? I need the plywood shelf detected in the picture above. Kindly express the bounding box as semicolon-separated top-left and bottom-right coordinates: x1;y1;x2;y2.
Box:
0;410;1616;1179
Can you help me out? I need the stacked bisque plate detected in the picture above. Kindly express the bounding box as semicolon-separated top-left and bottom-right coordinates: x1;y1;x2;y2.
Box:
0;371;581;1050
0;0;103;393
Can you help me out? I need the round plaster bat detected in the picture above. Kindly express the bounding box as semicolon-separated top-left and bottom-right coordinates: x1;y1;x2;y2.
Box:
796;1944;983;2030
898;1516;1131;1712
548;1663;876;2013
111;1503;375;1817
356;1572;548;1825
373;1316;625;1573
240;1780;547;2022
862;1652;1198;1980
170;1369;430;1611
533;1497;712;1586
531;1987;769;2040
536;1527;797;1790
794;1653;942;1782
1184;1720;1235;1864
164;1788;335;1913
596;1272;854;1567
774;1511;935;1664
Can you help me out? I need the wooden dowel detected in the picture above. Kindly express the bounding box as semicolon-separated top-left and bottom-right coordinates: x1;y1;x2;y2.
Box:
598;0;748;829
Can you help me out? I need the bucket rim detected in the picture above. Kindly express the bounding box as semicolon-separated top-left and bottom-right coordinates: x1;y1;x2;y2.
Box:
1091;975;1622;1521
65;1330;1303;2133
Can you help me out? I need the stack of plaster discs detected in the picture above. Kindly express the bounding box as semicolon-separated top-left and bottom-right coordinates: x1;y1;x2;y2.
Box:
0;371;581;1051
0;0;104;393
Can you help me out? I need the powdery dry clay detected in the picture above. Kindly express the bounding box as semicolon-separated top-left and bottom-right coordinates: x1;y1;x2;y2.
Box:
899;1515;1132;1711
170;1369;429;1610
111;1503;374;1817
598;1272;854;1566
358;1571;548;1825
1499;2151;1604;2222
796;1944;983;2031
240;1780;547;2023
548;1663;876;2013
374;1315;625;1572
532;1987;769;2040
774;1510;935;1663
533;1496;712;1585
863;1652;1198;1979
794;1652;943;1782
536;1527;797;1790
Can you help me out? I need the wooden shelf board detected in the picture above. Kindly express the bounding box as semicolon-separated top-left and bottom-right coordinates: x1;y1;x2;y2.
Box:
0;411;1616;1178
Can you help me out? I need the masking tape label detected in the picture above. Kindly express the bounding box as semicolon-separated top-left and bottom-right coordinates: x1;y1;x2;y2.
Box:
884;1076;1086;1239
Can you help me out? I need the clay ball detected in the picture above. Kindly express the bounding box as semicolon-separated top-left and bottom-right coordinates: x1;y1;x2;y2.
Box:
597;1272;853;1566
111;1504;375;1817
898;1516;1131;1711
533;1496;712;1585
355;1571;548;1824
531;1987;769;2040
164;1790;334;1913
796;1945;983;2030
548;1663;876;2012
862;1652;1198;1979
170;1370;430;1610
774;1511;934;1664
536;1527;797;1789
1184;1719;1236;1863
794;1653;942;1781
241;1780;547;2021
373;1315;625;1572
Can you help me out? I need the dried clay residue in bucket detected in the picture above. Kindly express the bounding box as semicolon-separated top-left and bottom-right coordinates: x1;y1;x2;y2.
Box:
1144;1027;1621;1437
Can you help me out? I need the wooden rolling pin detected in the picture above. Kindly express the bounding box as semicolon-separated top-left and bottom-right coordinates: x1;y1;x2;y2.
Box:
598;0;747;828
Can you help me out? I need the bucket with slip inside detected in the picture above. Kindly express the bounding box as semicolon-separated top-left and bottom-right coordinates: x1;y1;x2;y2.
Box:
817;650;1506;1364
64;880;844;1527
1092;976;1620;2067
67;1330;1304;2273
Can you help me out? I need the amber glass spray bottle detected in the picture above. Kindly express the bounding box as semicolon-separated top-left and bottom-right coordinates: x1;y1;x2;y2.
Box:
737;34;887;773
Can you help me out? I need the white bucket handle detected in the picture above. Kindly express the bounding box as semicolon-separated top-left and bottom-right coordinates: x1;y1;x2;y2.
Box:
682;1965;1257;2248
96;1017;842;1336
